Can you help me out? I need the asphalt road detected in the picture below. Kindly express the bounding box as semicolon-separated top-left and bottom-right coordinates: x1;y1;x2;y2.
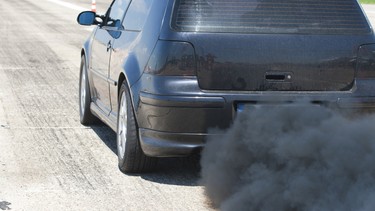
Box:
0;0;211;210
1;1;375;211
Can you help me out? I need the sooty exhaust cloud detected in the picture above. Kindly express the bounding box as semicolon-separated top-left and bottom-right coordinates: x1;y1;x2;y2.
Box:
201;103;375;211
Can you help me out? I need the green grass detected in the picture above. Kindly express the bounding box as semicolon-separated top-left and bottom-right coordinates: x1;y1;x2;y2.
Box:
361;0;375;4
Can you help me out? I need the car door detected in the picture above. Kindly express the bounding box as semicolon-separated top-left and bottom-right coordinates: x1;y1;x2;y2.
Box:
90;0;130;115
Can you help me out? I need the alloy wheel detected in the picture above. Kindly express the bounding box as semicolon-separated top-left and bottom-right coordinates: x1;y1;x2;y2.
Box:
80;66;86;115
117;92;128;159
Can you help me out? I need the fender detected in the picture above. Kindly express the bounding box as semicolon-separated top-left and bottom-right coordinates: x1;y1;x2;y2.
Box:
81;26;98;99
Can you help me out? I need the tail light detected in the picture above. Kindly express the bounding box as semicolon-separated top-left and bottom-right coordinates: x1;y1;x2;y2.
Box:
357;44;375;79
145;40;196;76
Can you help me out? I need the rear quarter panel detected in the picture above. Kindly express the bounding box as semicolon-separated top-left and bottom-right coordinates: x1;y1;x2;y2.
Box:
109;0;168;114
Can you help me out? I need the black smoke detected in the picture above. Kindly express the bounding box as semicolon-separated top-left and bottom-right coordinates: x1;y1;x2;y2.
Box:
201;103;375;211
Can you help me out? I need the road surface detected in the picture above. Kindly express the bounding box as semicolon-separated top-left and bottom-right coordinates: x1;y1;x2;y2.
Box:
363;4;375;27
0;0;211;210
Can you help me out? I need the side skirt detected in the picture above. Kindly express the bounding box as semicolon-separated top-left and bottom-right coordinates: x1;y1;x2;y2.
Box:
90;103;117;132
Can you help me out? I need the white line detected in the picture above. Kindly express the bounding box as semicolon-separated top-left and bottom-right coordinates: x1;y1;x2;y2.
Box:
47;0;89;12
47;0;96;31
7;126;98;129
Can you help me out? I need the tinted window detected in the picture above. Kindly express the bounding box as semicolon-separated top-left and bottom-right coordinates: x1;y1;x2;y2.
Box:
107;0;131;28
172;0;371;34
124;0;154;31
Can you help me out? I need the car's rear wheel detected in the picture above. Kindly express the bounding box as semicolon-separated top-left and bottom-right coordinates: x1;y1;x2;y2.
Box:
79;55;96;125
117;81;157;173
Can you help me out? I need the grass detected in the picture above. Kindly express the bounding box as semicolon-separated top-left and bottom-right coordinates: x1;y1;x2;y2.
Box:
360;0;375;4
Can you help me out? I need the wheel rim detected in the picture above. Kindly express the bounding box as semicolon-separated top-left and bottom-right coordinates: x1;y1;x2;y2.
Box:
80;65;86;115
117;92;127;159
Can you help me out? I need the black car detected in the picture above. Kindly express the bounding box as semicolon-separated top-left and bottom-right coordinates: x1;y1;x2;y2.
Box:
77;0;375;173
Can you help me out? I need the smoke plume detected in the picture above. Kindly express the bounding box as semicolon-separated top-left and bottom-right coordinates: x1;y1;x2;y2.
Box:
201;103;375;211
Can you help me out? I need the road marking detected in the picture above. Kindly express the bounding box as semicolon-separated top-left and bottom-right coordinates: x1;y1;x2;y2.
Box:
47;0;88;12
9;126;97;129
47;0;95;32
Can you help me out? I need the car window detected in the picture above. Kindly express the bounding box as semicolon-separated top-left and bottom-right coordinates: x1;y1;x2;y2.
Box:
106;0;131;28
123;0;154;31
171;0;371;35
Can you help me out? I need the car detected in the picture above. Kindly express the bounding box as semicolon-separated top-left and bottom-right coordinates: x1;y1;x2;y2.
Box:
77;0;375;173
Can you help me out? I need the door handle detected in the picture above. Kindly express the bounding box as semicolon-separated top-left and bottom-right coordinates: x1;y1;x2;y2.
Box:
106;41;112;52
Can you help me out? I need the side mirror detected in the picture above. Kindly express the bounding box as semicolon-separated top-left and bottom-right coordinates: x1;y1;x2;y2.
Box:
77;11;97;26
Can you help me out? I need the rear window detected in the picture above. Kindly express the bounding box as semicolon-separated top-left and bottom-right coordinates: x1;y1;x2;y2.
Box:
171;0;371;34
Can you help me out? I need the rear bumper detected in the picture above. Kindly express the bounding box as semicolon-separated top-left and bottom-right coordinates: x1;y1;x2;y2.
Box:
134;75;375;157
137;92;230;157
139;129;206;157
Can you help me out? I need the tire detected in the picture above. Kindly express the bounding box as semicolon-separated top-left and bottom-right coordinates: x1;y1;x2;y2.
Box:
79;55;97;125
117;81;157;173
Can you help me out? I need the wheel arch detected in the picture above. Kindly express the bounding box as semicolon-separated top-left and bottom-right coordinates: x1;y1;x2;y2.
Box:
118;73;126;99
117;71;140;114
116;54;144;112
80;48;95;99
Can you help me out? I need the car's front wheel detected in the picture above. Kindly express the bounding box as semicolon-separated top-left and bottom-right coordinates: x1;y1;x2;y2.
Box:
117;81;157;173
79;55;97;125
